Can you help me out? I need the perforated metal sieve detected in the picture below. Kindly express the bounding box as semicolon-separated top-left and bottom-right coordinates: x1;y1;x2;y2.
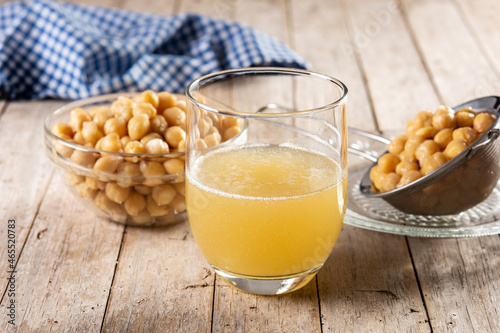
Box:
357;96;500;216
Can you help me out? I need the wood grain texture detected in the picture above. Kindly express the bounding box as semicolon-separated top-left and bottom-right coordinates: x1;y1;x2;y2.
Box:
0;176;124;332
318;228;430;332
401;0;500;106
409;237;500;332
101;222;214;333
0;101;62;287
454;0;500;80
290;0;376;132
343;0;440;131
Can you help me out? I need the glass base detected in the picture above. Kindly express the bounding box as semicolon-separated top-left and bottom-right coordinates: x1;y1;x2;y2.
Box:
213;265;321;295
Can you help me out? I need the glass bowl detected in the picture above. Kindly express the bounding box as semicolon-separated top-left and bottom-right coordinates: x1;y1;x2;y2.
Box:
44;92;246;227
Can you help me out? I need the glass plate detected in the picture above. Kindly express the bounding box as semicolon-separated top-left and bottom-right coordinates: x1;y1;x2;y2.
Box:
345;129;500;238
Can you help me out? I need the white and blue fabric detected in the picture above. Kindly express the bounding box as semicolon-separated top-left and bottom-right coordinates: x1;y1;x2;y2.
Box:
0;0;309;100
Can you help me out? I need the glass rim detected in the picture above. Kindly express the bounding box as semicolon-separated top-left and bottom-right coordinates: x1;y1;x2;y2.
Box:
185;67;348;118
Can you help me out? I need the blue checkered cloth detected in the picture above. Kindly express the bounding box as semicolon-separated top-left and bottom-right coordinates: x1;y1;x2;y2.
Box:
0;0;309;100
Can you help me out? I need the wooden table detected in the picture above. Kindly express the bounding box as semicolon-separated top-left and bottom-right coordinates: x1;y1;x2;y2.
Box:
1;0;499;331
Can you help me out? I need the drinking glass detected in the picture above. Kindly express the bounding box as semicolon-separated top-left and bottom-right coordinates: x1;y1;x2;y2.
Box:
185;67;348;295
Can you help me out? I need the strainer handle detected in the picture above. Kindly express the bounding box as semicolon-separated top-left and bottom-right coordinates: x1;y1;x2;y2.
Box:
466;128;500;159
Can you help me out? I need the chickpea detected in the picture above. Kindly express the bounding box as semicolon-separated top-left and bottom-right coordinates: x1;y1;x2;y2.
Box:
443;139;468;160
117;161;142;178
169;194;186;213
415;140;440;164
415;127;439;139
403;135;425;162
75;182;98;200
54;141;75;158
104;117;127;137
195;138;208;150
86;177;106;190
222;126;241;142
121;135;131;147
380;172;401;192
128;114;150;140
93;155;123;175
223;116;242;129
134;185;152;195
405;120;422;137
370;166;384;191
150;115;168;134
140;160;165;186
146;194;170;217
163;158;184;175
204;132;221;147
124;141;146;154
395;160;419;176
152;183;176;206
432;109;456;130
157;92;178;113
69;108;92;132
73;131;86;146
176;100;187;112
82;121;103;145
71;149;96;168
52;123;73;139
398;170;422;187
455;111;474;128
112;98;133;122
198;118;211;137
452;127;478;145
387;135;407;155
174;182;186;196
140;132;163;146
177;140;186;152
105;182;130;204
124;191;147;216
93;107;114;129
421;152;448;175
415;110;433;127
132;101;157;118
378;153;400;173
145;138;170;154
100;133;123;152
65;172;84;185
163;107;186;126
433;128;453;150
473;112;495;133
95;191;127;222
134;90;159;109
165;126;186;148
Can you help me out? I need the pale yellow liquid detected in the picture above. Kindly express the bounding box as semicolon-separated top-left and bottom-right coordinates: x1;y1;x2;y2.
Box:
186;145;347;277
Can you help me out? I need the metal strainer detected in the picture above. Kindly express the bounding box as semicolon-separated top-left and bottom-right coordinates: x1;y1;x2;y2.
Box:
358;96;500;216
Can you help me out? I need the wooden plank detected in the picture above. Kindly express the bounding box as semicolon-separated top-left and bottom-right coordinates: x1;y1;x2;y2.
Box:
290;0;376;132
0;175;124;332
401;0;500;106
453;0;500;91
399;0;500;331
101;222;214;332
344;0;440;132
291;0;430;331
0;101;62;288
409;237;500;331
319;229;429;332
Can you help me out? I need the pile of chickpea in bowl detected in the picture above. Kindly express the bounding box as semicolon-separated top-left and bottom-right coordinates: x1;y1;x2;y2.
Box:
44;90;245;226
